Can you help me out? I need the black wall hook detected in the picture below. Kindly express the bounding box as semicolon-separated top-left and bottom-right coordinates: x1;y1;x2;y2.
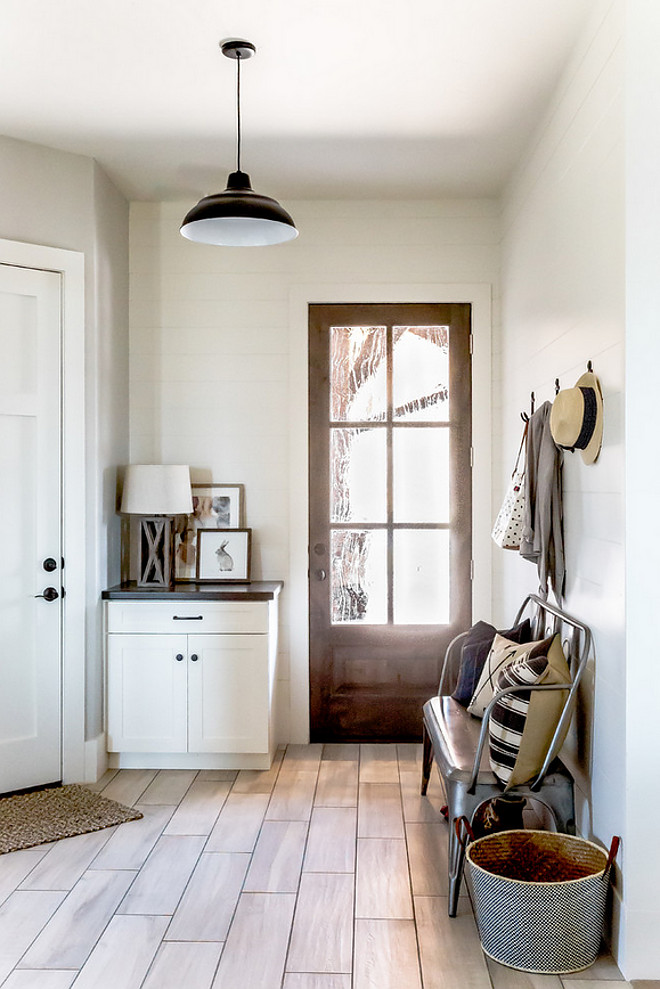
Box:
530;391;535;414
555;378;561;395
587;360;593;372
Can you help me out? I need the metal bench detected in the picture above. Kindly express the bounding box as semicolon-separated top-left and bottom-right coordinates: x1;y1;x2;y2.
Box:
421;593;592;916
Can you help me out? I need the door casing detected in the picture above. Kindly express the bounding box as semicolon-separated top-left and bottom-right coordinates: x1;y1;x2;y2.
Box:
286;283;492;744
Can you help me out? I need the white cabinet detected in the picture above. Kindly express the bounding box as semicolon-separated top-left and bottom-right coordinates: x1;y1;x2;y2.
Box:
104;587;281;770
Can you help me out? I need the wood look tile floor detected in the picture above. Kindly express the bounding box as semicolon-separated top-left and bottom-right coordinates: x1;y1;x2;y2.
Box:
0;745;632;989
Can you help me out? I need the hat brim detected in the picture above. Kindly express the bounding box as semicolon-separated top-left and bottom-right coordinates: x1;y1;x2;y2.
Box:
575;371;603;464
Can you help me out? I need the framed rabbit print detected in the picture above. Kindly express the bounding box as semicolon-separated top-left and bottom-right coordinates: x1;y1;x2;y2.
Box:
196;528;252;583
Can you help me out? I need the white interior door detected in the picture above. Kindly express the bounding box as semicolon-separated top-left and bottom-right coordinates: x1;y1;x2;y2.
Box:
0;263;62;792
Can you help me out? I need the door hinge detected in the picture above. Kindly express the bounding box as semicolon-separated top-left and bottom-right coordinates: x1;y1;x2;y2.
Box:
469;333;474;355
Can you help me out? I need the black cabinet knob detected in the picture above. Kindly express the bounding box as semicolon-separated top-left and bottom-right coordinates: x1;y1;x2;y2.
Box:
190;653;199;662
175;653;184;662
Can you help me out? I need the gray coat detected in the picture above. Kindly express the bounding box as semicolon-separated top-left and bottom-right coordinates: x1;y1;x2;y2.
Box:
519;401;565;600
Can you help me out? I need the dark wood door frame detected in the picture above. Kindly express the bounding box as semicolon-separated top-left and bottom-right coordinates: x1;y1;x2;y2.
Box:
308;303;473;742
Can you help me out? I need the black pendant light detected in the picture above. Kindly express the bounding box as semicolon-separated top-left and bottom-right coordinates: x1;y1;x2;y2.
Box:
181;39;298;247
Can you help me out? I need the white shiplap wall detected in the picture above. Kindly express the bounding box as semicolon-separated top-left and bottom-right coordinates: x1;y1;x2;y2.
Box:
497;0;626;963
129;198;499;743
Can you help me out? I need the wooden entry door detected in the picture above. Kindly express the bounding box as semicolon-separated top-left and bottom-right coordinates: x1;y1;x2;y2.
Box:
0;262;63;791
309;303;472;741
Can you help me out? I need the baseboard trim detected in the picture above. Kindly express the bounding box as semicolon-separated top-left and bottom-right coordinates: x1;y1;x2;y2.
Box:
84;734;109;783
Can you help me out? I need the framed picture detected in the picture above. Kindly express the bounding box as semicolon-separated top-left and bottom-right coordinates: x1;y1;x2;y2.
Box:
196;528;252;583
174;483;245;581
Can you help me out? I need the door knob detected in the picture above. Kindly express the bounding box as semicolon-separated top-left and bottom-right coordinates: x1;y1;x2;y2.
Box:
43;557;58;572
34;587;59;602
315;569;327;581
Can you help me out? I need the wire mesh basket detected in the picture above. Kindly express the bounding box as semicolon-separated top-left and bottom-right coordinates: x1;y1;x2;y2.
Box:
460;823;619;974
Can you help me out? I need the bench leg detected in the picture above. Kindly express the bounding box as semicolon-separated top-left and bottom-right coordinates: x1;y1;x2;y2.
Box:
448;817;467;917
421;722;433;795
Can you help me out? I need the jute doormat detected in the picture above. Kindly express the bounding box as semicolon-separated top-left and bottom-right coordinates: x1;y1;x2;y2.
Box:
0;784;143;854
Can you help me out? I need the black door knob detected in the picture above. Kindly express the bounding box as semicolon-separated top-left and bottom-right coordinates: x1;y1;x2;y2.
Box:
35;587;59;602
43;557;57;572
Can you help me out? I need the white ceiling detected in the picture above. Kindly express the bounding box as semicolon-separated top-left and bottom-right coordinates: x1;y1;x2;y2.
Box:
1;0;597;203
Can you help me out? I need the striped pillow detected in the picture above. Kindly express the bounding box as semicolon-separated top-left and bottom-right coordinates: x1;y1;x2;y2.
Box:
489;635;570;789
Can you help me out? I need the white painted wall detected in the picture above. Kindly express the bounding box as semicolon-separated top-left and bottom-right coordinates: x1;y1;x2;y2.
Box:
497;0;628;967
623;0;660;978
0;135;129;748
129;199;499;742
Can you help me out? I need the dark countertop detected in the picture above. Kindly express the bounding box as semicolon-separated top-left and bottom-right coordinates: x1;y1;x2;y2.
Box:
102;580;283;602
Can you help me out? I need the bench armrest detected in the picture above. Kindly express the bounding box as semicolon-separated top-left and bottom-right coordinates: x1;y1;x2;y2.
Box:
468;681;573;793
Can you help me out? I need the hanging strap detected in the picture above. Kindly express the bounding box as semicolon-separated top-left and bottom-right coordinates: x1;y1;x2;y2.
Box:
511;419;529;479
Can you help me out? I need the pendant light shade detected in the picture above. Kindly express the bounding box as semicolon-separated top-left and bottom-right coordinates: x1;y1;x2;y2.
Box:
181;170;298;246
181;40;298;247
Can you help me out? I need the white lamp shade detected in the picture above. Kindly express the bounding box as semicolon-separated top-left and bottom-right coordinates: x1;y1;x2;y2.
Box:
120;465;193;515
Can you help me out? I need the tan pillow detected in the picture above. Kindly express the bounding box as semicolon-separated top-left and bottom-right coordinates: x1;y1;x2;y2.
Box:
499;634;571;789
467;633;553;718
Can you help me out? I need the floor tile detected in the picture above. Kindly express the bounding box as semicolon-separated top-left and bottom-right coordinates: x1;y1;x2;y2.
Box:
286;872;353;974
357;782;405;838
205;792;270;853
100;769;157;806
304;807;357;873
211;892;296;989
359;744;399;783
89;804;175;871
353;918;422;989
19;829;116;891
19;868;136;969
0;891;67;984
266;770;318;821
487;956;563;988
139;769;197;805
0;847;53;906
232;748;284;794
415;894;492;989
117;834;205;915
2;973;78;989
142;942;223;989
165;852;250;941
283;976;351;989
244;820;308;892
322;744;360;762
314;760;359;808
356;838;413;920
280;743;324;773
164;780;231;835
70;913;169;989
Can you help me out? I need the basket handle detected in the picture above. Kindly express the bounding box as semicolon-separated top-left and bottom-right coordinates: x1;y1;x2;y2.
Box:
454;815;475;850
602;835;621;876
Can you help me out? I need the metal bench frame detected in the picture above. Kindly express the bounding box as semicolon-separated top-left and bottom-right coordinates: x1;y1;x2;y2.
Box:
421;593;592;916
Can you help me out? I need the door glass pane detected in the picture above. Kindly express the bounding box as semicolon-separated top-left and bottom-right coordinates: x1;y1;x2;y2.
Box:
392;325;449;421
331;428;387;523
330;325;387;421
393;529;449;624
331;529;387;624
393;428;449;523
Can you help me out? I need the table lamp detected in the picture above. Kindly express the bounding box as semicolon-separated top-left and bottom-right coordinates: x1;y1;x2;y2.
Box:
120;465;193;587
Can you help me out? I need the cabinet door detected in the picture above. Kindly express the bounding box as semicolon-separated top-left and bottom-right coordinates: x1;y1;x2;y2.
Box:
107;634;188;752
187;634;269;753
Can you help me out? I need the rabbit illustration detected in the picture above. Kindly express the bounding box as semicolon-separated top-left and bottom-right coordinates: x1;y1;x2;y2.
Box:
215;540;234;572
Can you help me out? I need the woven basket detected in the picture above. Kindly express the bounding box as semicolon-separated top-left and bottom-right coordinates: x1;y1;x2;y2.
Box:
464;828;619;974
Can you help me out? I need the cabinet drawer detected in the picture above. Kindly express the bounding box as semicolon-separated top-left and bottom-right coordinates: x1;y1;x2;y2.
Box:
106;600;269;634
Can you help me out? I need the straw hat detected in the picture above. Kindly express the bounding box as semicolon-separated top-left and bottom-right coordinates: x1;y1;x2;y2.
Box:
550;371;603;464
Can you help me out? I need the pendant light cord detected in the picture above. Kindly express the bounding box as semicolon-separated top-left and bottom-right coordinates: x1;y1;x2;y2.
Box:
236;52;242;173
